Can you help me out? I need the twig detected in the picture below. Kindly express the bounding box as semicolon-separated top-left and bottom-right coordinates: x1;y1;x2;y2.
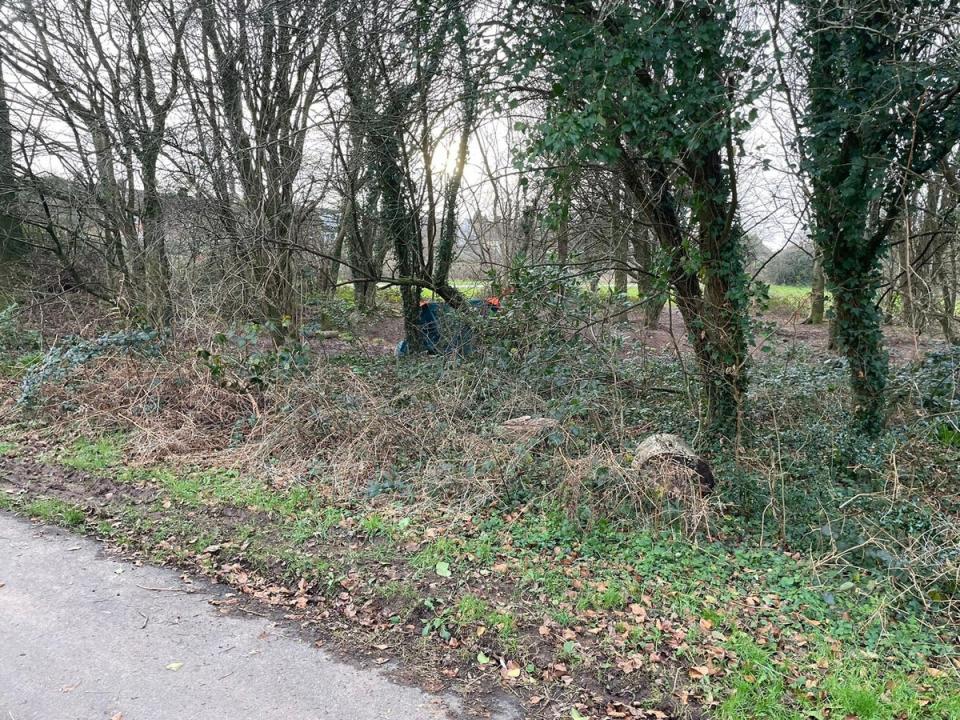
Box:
135;584;188;592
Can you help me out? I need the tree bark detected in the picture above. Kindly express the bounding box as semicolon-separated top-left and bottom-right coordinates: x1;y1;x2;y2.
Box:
808;247;825;324
0;57;20;255
612;178;628;294
619;153;747;437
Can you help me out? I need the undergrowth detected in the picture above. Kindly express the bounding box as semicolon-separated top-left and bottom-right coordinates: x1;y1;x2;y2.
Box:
1;270;958;718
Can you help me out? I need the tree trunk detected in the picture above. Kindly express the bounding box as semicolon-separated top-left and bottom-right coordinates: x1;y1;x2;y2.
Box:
818;206;889;432
140;151;172;329
556;201;569;264
631;228;664;328
350;191;381;312
322;207;347;295
619;155;746;437
808;247;825;324
937;249;957;344
612;179;628;294
688;150;749;437
832;275;888;434
0;58;20;256
376;119;424;350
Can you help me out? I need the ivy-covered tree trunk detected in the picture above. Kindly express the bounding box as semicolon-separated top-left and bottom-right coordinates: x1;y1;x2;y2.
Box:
798;0;960;434
812;200;891;433
620;158;747;437
689;150;750;436
374;119;425;352
830;270;889;434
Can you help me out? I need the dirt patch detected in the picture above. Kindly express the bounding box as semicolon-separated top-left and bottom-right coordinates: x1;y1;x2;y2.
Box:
0;455;154;508
619;305;949;366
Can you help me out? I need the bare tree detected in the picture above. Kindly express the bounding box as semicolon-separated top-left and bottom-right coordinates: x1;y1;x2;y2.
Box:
2;0;191;324
0;53;20;255
177;0;333;338
335;0;480;348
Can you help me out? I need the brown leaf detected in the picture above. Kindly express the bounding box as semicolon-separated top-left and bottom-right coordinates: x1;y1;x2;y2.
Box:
500;660;522;680
687;665;712;680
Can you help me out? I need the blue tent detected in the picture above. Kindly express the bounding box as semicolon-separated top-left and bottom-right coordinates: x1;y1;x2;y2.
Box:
395;299;498;356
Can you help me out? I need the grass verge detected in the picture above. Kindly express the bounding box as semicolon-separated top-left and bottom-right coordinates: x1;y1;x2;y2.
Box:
1;435;957;720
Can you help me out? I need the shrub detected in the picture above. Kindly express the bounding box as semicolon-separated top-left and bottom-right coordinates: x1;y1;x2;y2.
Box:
19;329;160;406
197;323;311;392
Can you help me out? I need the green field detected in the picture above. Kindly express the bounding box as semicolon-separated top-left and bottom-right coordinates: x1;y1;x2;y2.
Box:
332;280;822;312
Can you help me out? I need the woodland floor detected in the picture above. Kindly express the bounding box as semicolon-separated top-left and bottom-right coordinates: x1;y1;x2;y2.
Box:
0;284;958;720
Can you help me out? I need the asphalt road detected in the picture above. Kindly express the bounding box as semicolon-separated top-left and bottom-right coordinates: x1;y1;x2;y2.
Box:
0;512;493;720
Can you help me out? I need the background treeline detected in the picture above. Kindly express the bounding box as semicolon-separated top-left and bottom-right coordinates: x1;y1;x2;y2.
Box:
1;0;959;437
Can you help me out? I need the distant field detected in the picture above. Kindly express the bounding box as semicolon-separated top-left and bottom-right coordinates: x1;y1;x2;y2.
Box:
332;280;821;308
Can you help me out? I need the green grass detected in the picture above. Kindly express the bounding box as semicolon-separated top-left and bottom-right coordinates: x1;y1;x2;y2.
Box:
22;497;86;527
60;434;126;472
0;349;42;379
4;448;957;718
717;633;960;720
767;283;811;302
0;440;17;455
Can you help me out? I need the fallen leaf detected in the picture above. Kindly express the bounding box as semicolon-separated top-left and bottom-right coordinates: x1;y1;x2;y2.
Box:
629;604;647;621
435;561;451;578
501;660;521;679
477;651;491;665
